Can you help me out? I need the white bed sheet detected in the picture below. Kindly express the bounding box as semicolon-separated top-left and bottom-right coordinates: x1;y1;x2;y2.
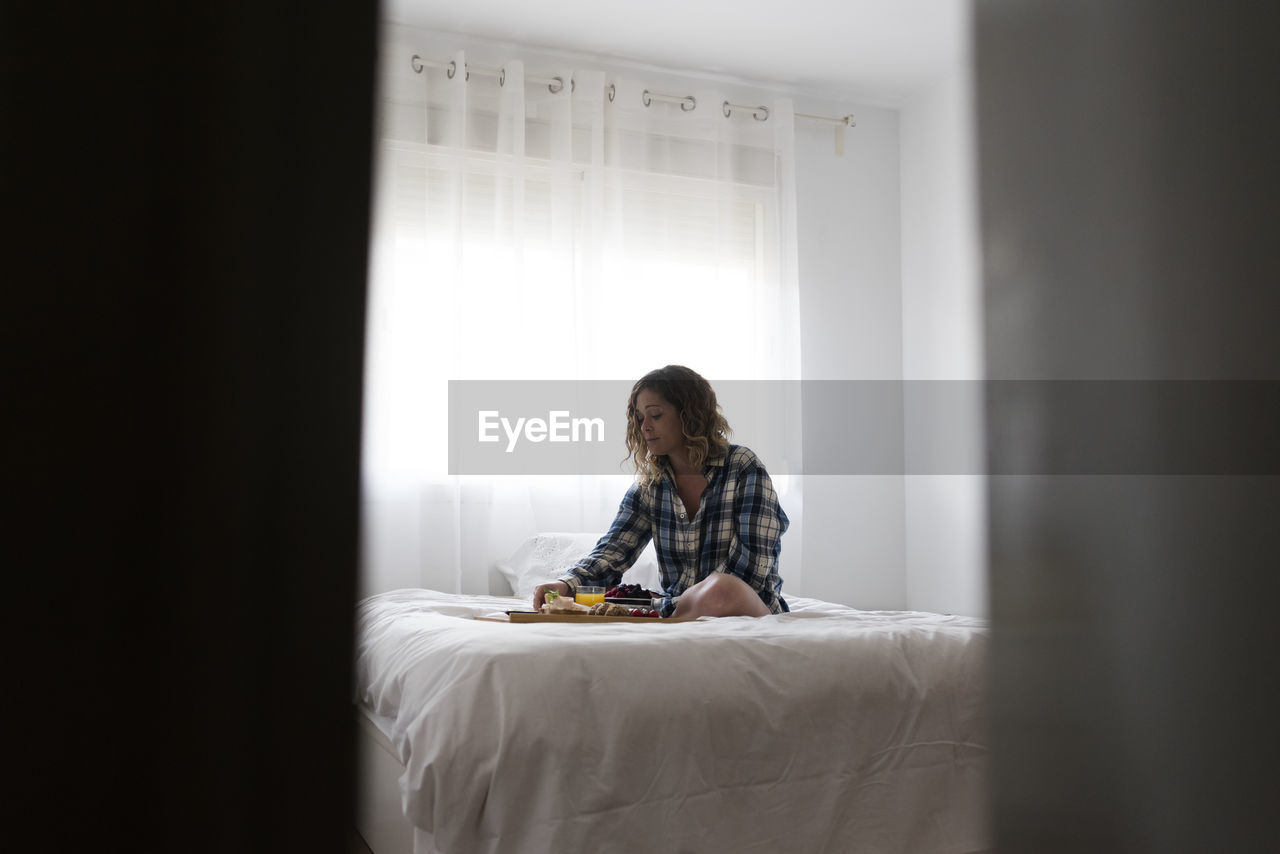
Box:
355;588;989;854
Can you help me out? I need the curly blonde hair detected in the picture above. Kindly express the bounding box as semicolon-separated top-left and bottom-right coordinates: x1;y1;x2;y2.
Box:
624;365;731;485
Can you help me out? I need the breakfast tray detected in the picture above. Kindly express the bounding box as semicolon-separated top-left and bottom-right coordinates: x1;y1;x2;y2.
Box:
477;612;687;625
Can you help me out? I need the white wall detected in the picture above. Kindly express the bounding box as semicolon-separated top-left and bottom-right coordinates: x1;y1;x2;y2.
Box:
791;97;908;609
899;55;987;617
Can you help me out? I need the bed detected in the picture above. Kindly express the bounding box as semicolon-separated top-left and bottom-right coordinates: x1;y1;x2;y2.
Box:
353;535;989;854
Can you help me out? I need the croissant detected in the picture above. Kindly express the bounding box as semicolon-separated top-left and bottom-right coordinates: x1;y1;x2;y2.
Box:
589;602;632;617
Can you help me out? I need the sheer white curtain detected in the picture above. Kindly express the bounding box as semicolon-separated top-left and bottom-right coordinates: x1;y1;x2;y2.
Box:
361;43;803;597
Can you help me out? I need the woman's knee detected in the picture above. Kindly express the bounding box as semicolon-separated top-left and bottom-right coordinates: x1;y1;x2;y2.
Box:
678;573;769;618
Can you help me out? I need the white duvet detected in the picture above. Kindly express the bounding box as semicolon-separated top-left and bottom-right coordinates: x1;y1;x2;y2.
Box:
356;589;989;854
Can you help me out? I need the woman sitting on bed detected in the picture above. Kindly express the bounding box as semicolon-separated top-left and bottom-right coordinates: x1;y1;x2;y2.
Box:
533;365;789;619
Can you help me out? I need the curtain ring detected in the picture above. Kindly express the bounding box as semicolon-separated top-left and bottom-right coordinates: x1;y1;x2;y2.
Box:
411;55;424;74
607;83;615;102
681;96;696;112
722;100;732;118
642;89;652;107
548;76;564;94
499;67;506;87
570;78;576;93
753;106;769;121
446;60;456;79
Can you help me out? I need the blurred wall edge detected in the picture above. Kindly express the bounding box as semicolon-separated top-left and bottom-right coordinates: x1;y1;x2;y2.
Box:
977;1;1280;852
4;2;378;850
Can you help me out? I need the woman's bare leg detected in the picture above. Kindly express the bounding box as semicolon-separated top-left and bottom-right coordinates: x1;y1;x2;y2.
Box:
671;572;770;619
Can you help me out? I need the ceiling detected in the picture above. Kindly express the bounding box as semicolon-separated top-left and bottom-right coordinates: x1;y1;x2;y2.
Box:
383;0;968;106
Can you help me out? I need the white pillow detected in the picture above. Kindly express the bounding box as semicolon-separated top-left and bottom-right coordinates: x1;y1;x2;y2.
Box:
495;532;661;597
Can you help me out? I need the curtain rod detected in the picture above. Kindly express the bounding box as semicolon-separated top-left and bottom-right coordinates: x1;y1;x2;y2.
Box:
410;55;855;128
796;112;857;127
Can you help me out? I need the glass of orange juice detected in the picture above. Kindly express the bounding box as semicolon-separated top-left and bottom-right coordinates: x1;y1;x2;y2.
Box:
575;586;605;607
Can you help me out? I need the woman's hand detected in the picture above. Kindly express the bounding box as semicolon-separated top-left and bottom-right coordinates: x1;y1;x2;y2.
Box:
532;581;570;611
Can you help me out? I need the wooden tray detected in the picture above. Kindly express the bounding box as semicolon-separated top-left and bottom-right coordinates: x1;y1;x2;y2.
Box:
477;612;685;625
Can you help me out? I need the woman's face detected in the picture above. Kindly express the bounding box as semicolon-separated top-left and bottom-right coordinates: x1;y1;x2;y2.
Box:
635;389;680;457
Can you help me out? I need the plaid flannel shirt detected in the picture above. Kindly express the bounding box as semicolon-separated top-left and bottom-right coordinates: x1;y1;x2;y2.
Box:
561;445;789;614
